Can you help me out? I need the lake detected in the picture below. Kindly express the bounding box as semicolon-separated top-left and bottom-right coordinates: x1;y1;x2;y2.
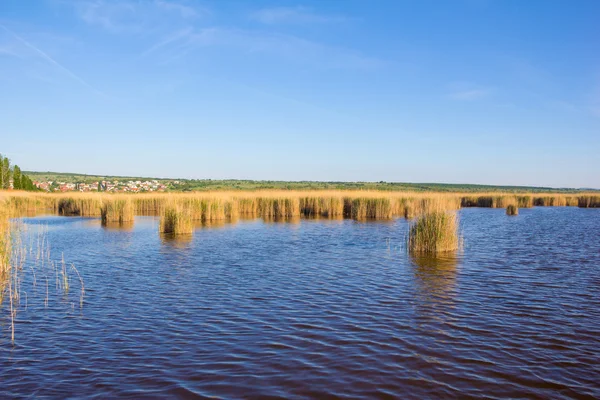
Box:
1;207;599;398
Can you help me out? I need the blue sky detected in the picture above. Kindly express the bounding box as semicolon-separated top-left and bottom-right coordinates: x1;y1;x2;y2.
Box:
1;0;599;188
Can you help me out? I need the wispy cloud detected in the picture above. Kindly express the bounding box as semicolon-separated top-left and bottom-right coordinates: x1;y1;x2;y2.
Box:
154;0;199;18
143;27;383;70
0;43;21;58
447;82;493;101
250;6;347;25
141;27;194;56
0;23;105;96
69;0;203;34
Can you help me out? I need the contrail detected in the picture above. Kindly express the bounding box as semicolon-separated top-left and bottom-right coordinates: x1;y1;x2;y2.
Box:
0;23;106;97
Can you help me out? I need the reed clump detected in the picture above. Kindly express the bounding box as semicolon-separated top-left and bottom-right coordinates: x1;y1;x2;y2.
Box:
101;198;134;225
408;210;460;254
506;204;519;216
160;203;193;235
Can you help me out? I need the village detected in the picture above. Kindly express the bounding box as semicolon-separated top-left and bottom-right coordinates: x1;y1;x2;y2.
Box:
34;179;170;193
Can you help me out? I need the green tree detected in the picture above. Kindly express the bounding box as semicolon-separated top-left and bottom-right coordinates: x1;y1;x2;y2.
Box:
1;156;10;189
13;165;22;190
23;175;36;191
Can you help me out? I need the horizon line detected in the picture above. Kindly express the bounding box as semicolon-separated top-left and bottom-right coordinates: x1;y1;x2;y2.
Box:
22;170;600;191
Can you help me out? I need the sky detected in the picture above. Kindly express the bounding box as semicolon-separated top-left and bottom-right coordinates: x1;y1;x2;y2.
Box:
0;0;599;188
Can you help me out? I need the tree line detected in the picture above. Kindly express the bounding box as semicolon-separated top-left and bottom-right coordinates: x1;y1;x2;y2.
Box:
0;154;37;191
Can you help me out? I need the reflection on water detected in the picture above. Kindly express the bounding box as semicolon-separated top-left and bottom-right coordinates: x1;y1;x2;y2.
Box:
410;254;460;321
159;232;193;249
411;253;459;293
262;215;302;224
102;221;135;231
193;219;231;230
2;208;600;399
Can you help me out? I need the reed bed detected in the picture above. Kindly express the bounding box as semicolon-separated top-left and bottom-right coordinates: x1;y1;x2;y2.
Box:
0;190;598;226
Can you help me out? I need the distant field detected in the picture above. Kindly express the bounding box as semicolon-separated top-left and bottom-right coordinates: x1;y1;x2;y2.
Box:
24;171;596;193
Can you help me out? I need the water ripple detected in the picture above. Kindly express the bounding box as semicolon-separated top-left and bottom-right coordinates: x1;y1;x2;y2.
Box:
1;209;599;398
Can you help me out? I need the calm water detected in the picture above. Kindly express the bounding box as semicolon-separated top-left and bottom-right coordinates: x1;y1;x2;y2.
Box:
1;208;599;399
